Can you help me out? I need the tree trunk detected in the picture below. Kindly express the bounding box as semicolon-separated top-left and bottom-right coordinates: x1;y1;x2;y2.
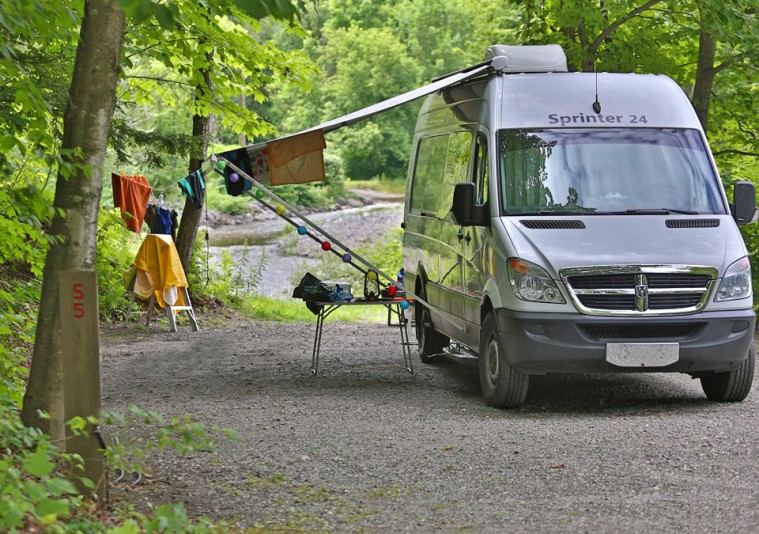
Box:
175;54;214;272
21;0;125;438
693;28;717;132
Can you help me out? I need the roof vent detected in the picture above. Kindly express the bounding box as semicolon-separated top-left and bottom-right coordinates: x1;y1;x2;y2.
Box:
485;44;568;73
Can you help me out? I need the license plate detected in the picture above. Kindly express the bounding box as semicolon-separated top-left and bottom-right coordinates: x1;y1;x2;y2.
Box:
606;343;679;367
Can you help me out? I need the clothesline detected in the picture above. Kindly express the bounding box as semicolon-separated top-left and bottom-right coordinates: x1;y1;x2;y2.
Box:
112;165;209;236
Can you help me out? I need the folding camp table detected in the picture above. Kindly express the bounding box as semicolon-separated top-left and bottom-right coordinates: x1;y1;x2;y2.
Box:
310;299;413;376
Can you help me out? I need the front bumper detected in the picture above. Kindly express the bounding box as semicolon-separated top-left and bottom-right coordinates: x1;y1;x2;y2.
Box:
495;308;756;375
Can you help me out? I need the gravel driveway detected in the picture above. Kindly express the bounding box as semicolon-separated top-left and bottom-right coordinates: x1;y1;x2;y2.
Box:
100;316;759;533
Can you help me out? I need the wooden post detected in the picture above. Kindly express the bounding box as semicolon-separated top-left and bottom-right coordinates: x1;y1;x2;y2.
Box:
59;271;106;501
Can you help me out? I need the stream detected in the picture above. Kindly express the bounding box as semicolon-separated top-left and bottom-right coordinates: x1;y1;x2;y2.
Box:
205;201;404;299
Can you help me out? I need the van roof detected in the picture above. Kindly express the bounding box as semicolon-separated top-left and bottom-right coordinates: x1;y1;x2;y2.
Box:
485;44;568;73
497;72;703;130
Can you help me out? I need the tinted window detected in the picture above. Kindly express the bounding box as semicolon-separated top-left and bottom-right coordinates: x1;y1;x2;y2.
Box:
411;132;473;218
498;128;724;215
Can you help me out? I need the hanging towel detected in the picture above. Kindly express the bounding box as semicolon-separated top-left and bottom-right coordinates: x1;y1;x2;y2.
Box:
178;169;205;209
112;173;152;234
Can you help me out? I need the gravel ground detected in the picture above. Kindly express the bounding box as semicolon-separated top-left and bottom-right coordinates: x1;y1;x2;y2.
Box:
100;315;759;533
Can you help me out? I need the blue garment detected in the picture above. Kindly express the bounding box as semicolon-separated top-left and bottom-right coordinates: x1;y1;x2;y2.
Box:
151;206;173;235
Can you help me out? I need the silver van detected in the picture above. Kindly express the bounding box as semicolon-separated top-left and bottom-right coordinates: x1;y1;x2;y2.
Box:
402;44;757;408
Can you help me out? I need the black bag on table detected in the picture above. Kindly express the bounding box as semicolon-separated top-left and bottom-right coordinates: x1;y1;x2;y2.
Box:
293;272;352;314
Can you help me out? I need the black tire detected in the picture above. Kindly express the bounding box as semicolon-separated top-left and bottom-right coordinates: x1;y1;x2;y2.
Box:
700;343;755;402
415;286;449;363
478;312;529;408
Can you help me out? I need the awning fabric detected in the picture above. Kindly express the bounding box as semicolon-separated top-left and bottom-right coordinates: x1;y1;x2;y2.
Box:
266;130;326;186
217;62;492;185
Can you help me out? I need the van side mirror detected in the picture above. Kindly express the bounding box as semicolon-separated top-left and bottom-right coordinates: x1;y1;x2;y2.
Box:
732;181;757;225
452;182;489;227
452;183;475;225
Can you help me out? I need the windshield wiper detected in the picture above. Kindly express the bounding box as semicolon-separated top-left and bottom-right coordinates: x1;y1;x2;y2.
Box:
516;208;597;216
618;208;700;215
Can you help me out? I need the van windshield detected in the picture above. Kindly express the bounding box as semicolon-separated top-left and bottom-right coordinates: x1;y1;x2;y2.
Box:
498;128;724;215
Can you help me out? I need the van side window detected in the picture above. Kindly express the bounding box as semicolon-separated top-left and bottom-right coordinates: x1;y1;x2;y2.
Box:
474;134;489;205
411;132;472;219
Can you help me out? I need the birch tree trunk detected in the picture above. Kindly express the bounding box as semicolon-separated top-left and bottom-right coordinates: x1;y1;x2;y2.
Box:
21;0;126;438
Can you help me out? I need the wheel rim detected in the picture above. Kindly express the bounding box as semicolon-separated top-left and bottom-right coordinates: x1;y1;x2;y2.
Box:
485;333;499;386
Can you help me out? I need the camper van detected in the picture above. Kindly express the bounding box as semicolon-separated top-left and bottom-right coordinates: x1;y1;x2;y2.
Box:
402;44;757;408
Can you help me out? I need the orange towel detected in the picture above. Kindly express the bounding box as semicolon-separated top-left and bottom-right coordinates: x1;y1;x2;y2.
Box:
112;172;152;234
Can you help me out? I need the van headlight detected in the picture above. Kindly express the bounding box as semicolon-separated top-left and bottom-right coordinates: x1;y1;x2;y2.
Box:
507;258;565;304
715;257;752;302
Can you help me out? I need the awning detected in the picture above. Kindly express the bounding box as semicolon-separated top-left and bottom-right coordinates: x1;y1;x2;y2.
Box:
216;62;492;186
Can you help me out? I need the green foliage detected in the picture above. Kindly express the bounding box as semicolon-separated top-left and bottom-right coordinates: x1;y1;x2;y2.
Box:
96;209;143;319
188;231;269;308
0;393;93;531
0;0;79;173
239;293;387;322
347;178;407;195
0;164;57;277
267;0;519;181
117;0;314;147
0;274;40;405
104;406;239;471
0;389;233;532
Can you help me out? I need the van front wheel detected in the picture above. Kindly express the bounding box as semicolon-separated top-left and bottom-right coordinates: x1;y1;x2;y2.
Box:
478;312;528;408
700;343;755;402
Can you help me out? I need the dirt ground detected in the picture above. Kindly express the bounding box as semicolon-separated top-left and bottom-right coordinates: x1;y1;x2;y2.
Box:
100;314;759;533
99;198;759;532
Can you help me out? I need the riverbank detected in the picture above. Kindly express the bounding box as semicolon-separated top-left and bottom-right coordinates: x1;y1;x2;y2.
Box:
204;196;404;299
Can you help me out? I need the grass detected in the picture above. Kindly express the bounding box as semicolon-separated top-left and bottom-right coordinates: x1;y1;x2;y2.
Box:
345;178;406;195
235;295;392;323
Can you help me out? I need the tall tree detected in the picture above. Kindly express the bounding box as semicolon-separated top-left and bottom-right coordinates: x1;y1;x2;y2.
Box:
21;0;126;436
20;0;305;437
175;51;213;271
116;0;308;269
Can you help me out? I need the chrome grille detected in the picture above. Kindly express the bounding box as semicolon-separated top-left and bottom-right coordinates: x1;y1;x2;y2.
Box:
561;265;717;316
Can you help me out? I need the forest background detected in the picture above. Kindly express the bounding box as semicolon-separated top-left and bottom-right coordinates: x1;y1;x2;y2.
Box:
0;0;757;530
